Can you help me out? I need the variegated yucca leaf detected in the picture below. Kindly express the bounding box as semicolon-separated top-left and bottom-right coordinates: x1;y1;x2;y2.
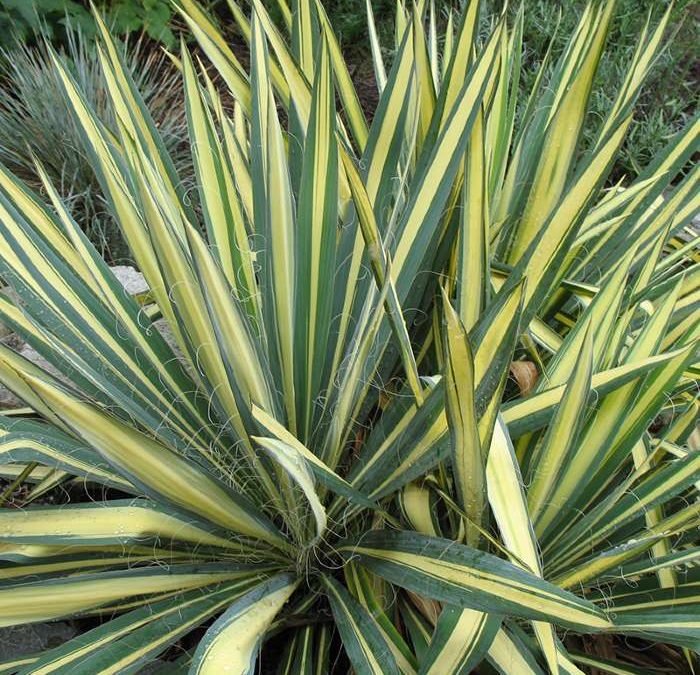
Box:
0;0;697;673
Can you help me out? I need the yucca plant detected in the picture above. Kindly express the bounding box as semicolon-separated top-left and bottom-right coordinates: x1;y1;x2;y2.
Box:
0;0;697;673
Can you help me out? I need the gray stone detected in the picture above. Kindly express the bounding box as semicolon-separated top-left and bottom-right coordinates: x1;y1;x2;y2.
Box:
0;287;21;343
0;385;23;410
0;622;77;660
0;328;24;409
152;318;193;376
18;346;62;380
110;265;149;295
153;317;179;355
0;267;191;407
0;345;69;409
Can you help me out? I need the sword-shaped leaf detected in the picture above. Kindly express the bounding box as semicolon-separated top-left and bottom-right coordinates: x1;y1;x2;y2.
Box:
322;575;401;675
189;574;298;674
340;531;612;631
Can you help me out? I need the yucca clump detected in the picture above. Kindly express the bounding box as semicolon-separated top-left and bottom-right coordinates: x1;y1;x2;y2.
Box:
0;0;697;673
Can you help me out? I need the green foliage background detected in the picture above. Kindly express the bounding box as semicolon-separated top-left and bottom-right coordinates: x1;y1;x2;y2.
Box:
0;0;696;182
322;0;697;180
0;0;177;45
